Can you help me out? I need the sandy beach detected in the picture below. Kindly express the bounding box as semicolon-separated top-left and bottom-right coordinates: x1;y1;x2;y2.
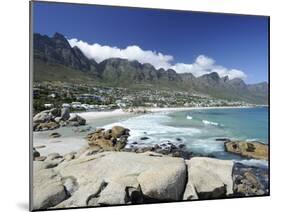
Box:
76;109;129;120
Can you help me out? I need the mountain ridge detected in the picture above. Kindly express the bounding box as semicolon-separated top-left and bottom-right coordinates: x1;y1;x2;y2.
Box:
33;32;268;104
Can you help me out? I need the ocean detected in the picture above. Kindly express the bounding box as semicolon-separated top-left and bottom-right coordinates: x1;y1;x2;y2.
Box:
102;107;269;166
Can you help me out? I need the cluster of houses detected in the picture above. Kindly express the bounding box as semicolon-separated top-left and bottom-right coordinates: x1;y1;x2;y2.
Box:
44;102;118;111
34;82;251;112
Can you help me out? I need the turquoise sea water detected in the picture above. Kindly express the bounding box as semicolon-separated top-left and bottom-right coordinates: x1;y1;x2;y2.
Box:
169;107;268;144
103;107;269;166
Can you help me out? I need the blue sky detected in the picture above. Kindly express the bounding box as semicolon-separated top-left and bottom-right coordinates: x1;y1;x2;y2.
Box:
33;1;268;84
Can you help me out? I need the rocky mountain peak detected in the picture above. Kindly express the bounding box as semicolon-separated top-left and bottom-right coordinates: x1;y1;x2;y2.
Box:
221;76;229;82
52;32;71;48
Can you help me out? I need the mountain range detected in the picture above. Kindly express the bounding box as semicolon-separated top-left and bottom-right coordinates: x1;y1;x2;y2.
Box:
33;32;268;104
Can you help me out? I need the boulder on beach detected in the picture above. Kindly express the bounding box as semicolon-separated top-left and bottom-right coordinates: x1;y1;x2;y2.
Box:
224;140;268;160
33;107;88;131
111;126;130;138
33;110;54;123
87;126;130;151
184;157;234;199
35;156;47;162
49;132;61;138
33;181;68;210
232;163;269;196
33;108;61;124
215;138;231;142
33;168;69;210
127;141;190;159
68;114;86;126
60;107;70;121
49;108;61;117
33;148;40;159
63;152;76;161
34;121;60;131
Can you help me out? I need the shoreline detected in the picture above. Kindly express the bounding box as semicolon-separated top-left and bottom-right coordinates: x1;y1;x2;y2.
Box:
74;105;257;120
74;109;129;121
148;105;256;113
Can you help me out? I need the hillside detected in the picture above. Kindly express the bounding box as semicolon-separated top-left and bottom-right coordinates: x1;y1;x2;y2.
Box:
33;32;268;104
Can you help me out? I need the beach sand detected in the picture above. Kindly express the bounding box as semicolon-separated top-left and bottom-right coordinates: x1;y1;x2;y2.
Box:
33;109;133;155
76;109;129;120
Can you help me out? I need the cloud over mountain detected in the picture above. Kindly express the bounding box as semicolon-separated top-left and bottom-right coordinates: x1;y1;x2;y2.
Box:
171;55;247;80
68;38;247;80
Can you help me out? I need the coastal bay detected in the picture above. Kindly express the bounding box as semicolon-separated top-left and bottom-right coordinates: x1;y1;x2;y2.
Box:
32;106;269;209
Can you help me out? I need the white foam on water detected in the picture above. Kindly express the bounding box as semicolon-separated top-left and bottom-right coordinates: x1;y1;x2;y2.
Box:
237;159;268;167
186;115;193;120
101;111;266;162
245;138;259;142
102;112;201;146
101;112;227;154
202;119;219;126
185;138;225;153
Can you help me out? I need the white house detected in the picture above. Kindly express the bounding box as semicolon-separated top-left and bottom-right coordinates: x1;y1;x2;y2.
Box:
62;103;71;108
44;103;53;108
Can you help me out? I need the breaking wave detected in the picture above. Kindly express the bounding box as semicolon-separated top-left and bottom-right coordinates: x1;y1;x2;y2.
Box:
186;115;193;120
202;119;219;126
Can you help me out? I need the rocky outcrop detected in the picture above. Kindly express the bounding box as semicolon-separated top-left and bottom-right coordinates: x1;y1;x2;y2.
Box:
33;151;186;209
35;121;60;131
33;162;69;209
60;108;70;121
124;140;191;159
49;132;61;138
33;148;40;159
33;109;55;124
87;126;130;151
232;163;269;196
184;157;234;199
224;141;268;160
33;108;86;131
124;107;150;114
32;147;269;210
68;114;86;126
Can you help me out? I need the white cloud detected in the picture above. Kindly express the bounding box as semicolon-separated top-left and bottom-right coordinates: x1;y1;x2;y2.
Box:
68;38;247;80
68;38;173;70
172;55;247;80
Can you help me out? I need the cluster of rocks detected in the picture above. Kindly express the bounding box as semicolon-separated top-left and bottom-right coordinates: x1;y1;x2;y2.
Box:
124;107;150;114
86;126;130;151
224;140;268;160
232;163;269;196
32;148;269;210
124;140;191;159
33;108;86;131
86;128;194;158
32;126;269;210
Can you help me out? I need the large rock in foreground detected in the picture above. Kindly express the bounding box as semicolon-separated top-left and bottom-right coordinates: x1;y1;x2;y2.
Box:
224;141;268;160
33;168;69;210
53;151;186;208
184;157;234;199
32;149;268;209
